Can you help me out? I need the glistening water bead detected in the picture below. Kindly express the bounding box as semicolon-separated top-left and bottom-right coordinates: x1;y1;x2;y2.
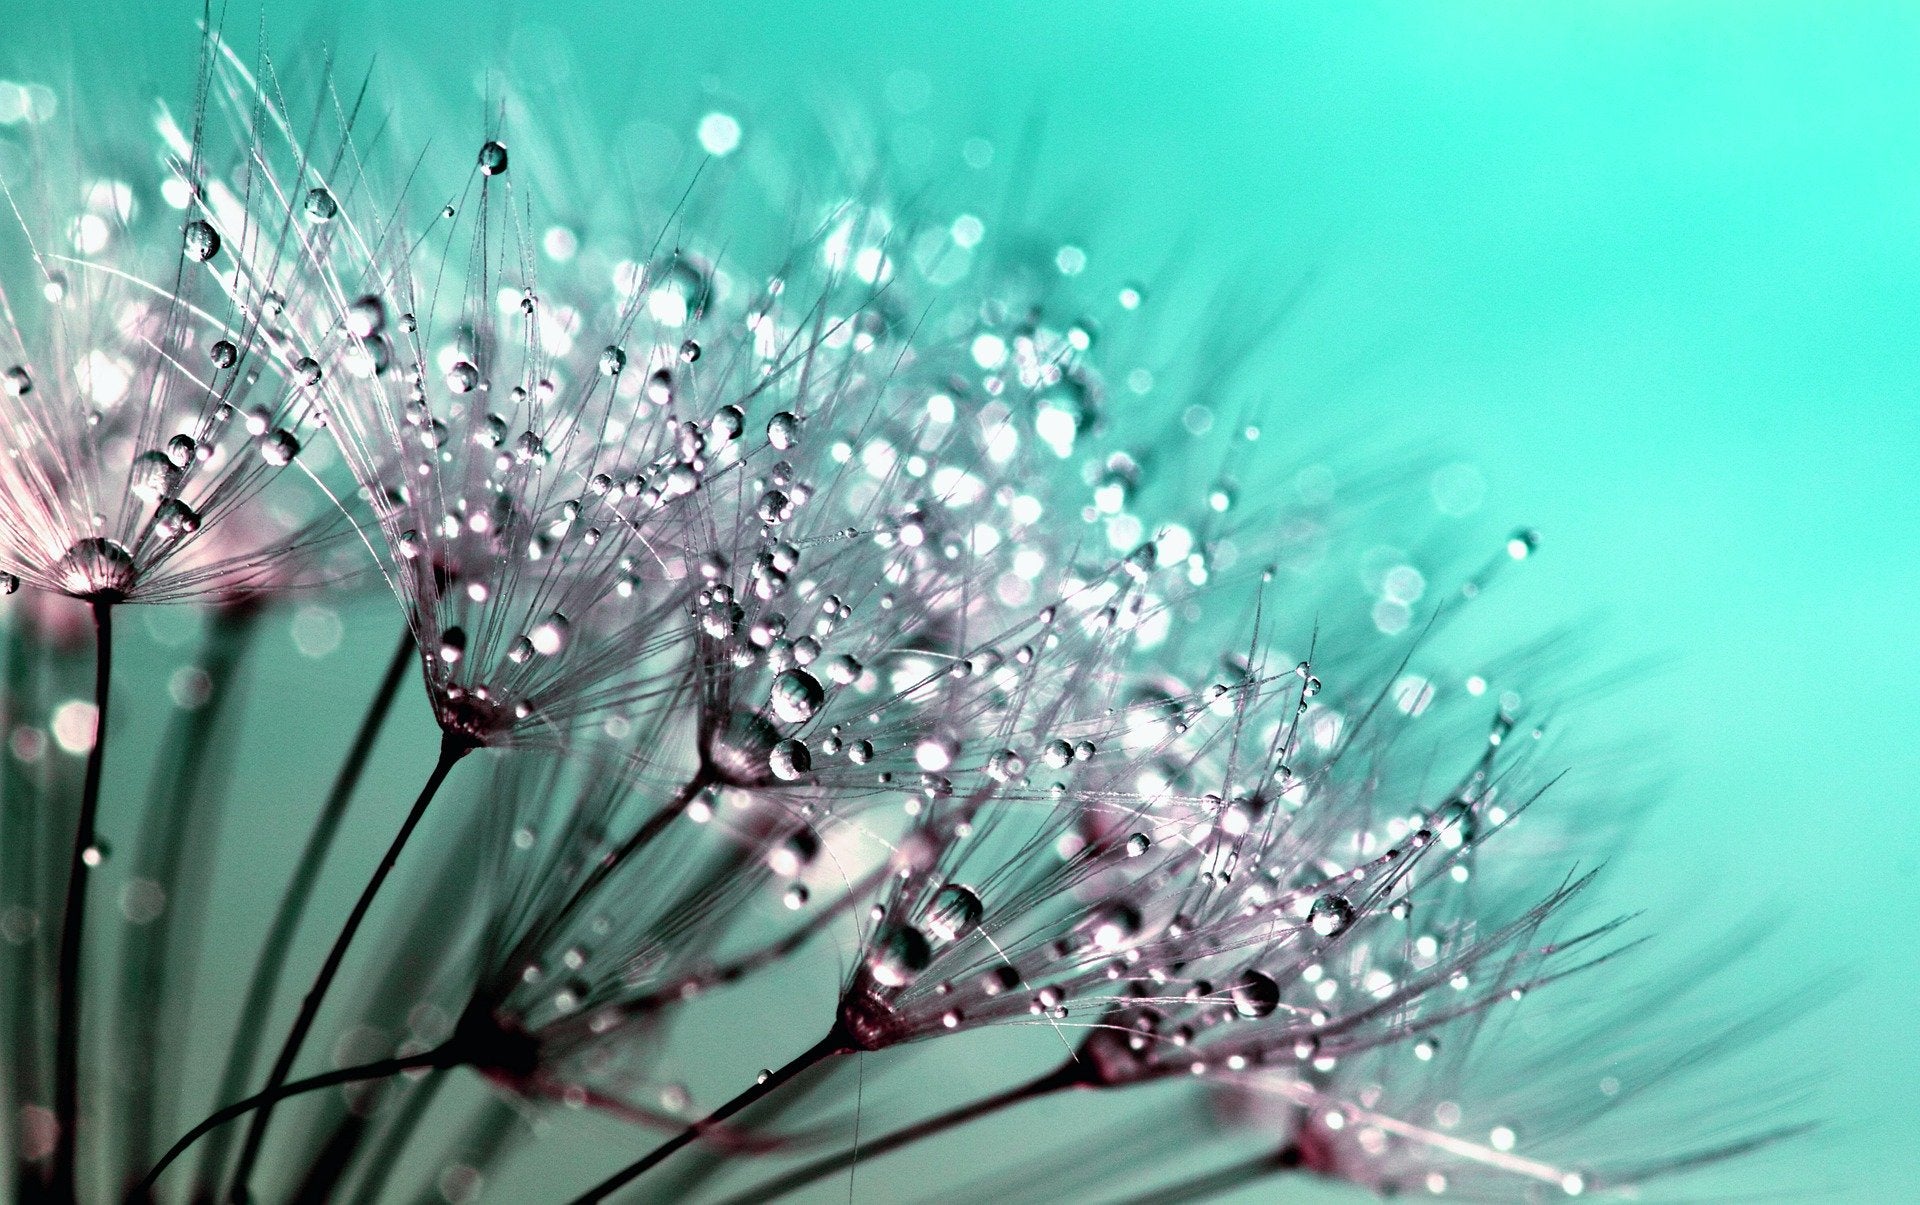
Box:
183;219;220;262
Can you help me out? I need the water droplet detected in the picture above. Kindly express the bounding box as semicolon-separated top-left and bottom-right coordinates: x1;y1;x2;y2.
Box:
258;429;299;466
985;749;1025;783
183;220;220;262
847;739;873;765
767;411;800;450
1041;739;1074;770
208;340;237;369
680;339;701;363
154;500;200;540
293;357;322;389
131;451;184;502
1125;833;1150;858
477;141;509;176
868;925;932;988
56;538;135;599
529;613;571;657
1088;901;1142;952
1309;893;1354;938
767;829;819;877
1434;800;1477;849
783;884;809;910
438;627;467;664
769;669;824;724
3;366;31;396
347;294;386;339
304;187;338;222
924;884;983;944
755;1068;771;1085
0;572;19;595
445;361;479;394
768;738;811;781
599;345;626;376
1231;969;1280;1019
1507;529;1540;560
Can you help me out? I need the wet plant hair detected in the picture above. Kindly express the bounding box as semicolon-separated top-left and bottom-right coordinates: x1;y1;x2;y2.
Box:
0;15;1812;1205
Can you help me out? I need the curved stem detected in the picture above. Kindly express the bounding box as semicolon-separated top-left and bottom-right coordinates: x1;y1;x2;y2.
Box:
227;729;470;1202
567;1028;848;1203
337;1063;447;1205
197;626;412;1191
718;1058;1084;1205
1108;1151;1286;1205
118;607;259;1193
49;600;112;1202
138;1046;453;1196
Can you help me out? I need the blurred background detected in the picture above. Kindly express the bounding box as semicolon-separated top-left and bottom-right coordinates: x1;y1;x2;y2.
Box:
6;1;1915;1200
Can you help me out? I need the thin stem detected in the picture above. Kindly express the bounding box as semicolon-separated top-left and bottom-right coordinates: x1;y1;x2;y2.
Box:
338;1064;447;1205
118;607;260;1192
567;1029;849;1204
717;1058;1085;1205
138;1047;453;1196
49;600;112;1202
197;626;413;1191
1108;1151;1288;1205
227;728;470;1202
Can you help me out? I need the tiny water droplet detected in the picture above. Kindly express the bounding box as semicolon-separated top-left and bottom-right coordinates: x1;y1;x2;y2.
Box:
303;187;338;222
183;220;220;262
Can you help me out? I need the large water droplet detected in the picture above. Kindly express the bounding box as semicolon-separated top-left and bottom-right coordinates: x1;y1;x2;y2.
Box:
1231;969;1280;1019
767;411;800;451
529;613;571;657
1088;901;1142;952
3;366;31;396
477;141;509;176
769;669;824;724
445;361;479;394
985;749;1025;783
183;220;220;262
1041;739;1074;769
56;538;135;599
923;884;983;944
303;187;338;222
868;925;932;988
153;499;200;540
209;340;237;369
130;451;183;502
768;738;811;781
1309;893;1355;938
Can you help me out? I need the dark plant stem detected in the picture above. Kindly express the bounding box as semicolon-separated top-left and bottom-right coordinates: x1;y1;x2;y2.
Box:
567;1028;850;1203
2;612;47;1201
339;1064;447;1205
138;1046;454;1196
1108;1151;1288;1205
403;1092;520;1205
227;728;470;1202
118;606;260;1195
197;626;412;1192
49;600;112;1202
717;1057;1086;1205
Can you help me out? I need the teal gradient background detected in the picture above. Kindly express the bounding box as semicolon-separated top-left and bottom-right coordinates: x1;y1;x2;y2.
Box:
7;1;1915;1199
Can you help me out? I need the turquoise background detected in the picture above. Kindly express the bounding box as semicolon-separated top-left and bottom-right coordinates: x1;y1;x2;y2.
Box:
8;1;1917;1199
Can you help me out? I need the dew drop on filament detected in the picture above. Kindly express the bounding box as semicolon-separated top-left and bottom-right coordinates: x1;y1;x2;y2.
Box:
923;884;983;944
1308;893;1355;938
